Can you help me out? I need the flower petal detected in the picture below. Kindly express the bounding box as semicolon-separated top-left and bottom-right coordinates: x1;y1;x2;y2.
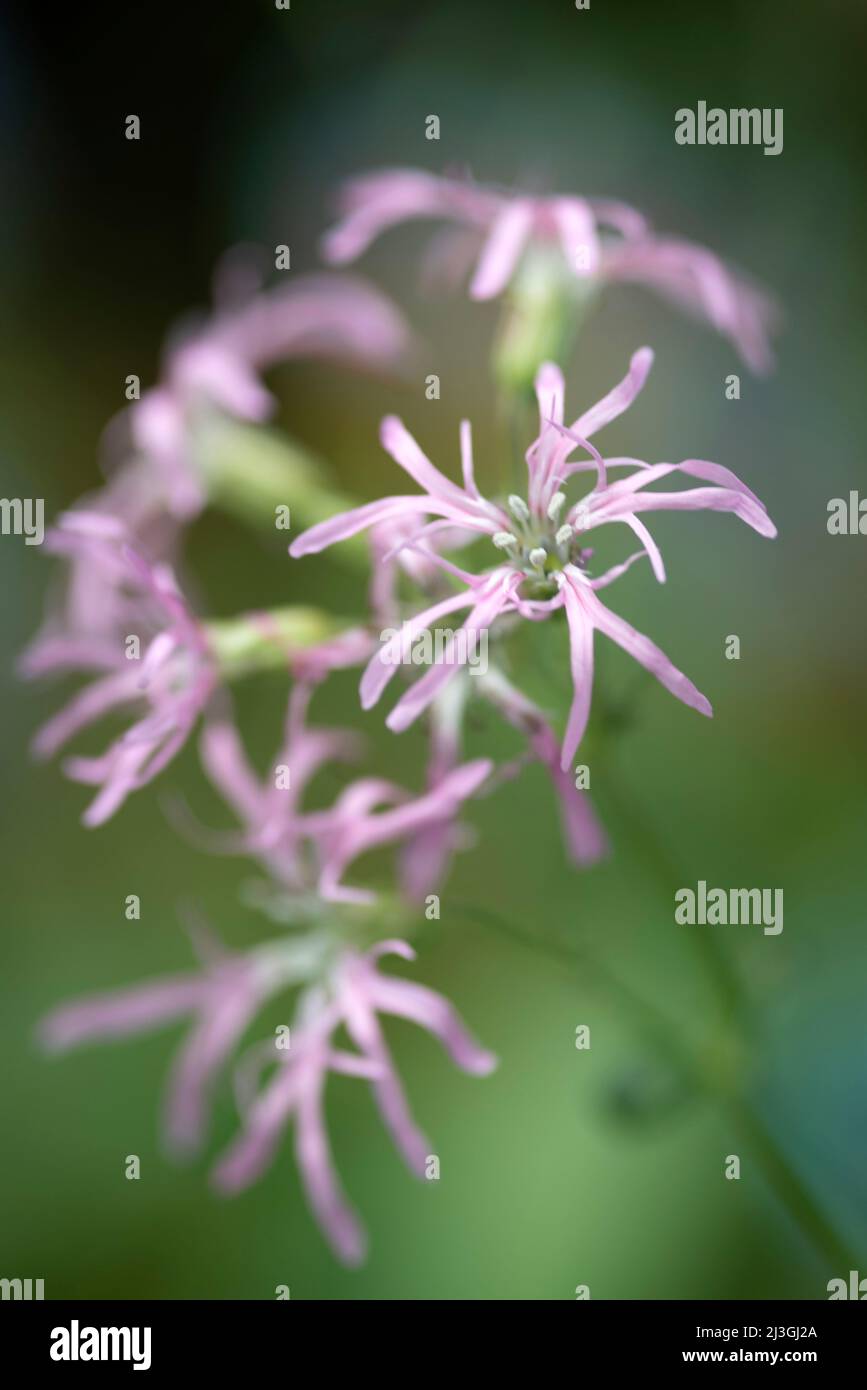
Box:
551;196;600;276
212;1060;301;1193
600;236;776;373
290;494;496;558
620;514;666;582
295;1080;367;1266
533;360;565;431
39;976;205;1052
571;347;654;439
361;590;477;711
340;985;430;1176
379;416;476;508
469;199;535;299
370;975;498;1076
559;571;596;770
386;577;517;732
583;584;713;720
598;458;765;508
164;974;260;1154
31;671;136;761
599;485;777;538
460;419;482;499
320;167;489;264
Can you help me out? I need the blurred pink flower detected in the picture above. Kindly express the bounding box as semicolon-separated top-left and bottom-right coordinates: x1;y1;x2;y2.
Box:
24;275;410;686
396;681;477;901
40;929;285;1156
477;667;609;866
298;755;493;904
25;512;217;825
213;939;496;1265
109;269;415;520
195;685;491;904
19;477;182;673
368;514;476;631
322;167;776;369
196;685;363;889
42;935;496;1267
599;235;776;374
291;349;776;767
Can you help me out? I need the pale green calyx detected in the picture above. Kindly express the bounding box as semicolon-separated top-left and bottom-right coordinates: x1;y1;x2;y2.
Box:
205;605;353;679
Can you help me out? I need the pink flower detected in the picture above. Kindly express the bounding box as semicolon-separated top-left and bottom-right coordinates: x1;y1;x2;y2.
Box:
195;685;491;904
321;167;775;369
25;512;217;825
397;682;476;901
213;940;496;1265
290;350;776;769
19;479;181;677
111;269;414;520
24;275;409;682
368;514;476;631
42;935;497;1266
196;685;363;890
298;756;493;904
39;930;295;1156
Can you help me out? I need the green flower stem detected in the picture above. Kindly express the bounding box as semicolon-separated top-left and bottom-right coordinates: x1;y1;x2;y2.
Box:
598;761;744;1028
193;414;369;566
461;897;860;1273
454;900;705;1093
731;1099;860;1274
205;606;359;681
597;745;861;1272
492;247;599;397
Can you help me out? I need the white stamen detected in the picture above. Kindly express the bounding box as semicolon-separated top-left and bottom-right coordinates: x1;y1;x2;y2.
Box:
528;547;547;571
508;494;530;523
492;531;519;550
547;491;566;522
555;523;573;547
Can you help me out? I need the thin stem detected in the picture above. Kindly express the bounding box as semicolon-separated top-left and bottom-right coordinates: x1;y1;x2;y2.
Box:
731;1100;861;1272
453;900;703;1091
598;750;861;1269
460;898;861;1272
599;761;743;1026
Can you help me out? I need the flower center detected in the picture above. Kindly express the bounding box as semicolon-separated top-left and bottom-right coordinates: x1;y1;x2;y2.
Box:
491;490;589;586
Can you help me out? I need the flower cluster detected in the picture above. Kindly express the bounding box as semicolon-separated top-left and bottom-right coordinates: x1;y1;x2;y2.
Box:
291;345;775;775
28;166;777;1263
322;168;777;372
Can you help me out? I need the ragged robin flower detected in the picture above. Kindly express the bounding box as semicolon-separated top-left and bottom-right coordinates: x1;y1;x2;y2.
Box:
290;349;776;770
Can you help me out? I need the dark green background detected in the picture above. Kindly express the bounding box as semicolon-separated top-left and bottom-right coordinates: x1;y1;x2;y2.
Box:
2;0;866;1299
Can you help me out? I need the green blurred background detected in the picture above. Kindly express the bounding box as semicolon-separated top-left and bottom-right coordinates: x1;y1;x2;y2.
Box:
2;0;866;1299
